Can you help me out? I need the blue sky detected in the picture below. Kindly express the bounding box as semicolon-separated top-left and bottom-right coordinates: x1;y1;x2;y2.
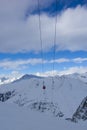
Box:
0;0;87;77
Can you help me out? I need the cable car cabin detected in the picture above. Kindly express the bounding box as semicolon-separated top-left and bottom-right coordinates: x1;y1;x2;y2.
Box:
43;85;46;90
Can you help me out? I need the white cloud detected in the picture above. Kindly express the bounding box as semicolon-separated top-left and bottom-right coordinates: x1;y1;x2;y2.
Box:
35;66;87;76
58;66;87;75
49;57;87;64
72;57;87;63
50;58;70;63
0;57;87;71
0;71;23;82
56;6;87;51
36;70;58;77
0;58;47;70
0;2;87;53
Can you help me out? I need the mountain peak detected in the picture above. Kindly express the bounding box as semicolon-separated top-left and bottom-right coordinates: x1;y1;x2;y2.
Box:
21;74;41;80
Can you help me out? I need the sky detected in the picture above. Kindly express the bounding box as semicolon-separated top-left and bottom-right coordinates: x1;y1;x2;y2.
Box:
0;0;87;77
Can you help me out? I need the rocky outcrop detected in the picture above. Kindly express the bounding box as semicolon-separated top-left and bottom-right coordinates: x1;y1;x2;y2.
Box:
29;101;64;117
0;91;15;102
72;96;87;122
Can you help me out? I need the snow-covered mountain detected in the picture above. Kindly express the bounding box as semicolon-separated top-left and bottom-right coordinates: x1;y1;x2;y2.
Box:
67;72;87;84
0;73;87;121
0;74;42;85
0;76;20;85
0;77;9;84
13;74;42;83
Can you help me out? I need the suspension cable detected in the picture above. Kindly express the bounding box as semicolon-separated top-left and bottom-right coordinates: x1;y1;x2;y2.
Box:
37;0;57;103
52;0;58;83
51;0;58;103
37;0;44;79
53;0;58;75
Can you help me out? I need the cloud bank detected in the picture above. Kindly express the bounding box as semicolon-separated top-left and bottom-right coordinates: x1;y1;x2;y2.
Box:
36;66;87;76
0;57;87;71
0;0;87;53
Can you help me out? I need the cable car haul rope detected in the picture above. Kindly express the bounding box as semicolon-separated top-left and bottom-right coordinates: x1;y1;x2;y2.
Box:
37;0;58;102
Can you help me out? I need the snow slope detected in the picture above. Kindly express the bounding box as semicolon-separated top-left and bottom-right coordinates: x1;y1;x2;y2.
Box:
67;72;87;84
0;103;87;130
0;74;87;118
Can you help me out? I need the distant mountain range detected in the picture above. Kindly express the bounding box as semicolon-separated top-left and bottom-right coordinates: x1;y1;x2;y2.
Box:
0;72;87;85
0;74;43;85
